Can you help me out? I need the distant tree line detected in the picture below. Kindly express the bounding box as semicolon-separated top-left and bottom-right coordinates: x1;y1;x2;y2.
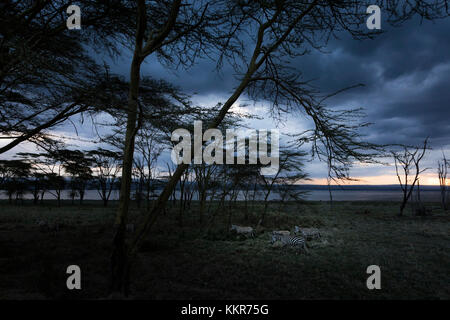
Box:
0;148;122;207
0;134;310;214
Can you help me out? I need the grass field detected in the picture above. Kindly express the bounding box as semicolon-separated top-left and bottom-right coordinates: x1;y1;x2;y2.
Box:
0;200;449;299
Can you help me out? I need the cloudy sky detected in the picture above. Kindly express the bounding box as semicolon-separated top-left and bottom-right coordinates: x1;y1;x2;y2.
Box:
118;14;450;185
2;12;449;185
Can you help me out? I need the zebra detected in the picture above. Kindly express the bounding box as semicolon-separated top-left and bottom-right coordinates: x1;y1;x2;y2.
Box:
293;226;321;240
230;225;254;238
270;234;308;252
272;230;290;236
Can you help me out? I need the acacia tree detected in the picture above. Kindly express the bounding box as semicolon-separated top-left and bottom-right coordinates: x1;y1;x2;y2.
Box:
213;162;262;224
17;149;95;207
437;154;449;211
190;110;252;224
178;166;196;226
87;149;122;207
0;1;137;154
40;154;66;207
62;150;93;205
134;128;164;210
208;164;242;229
237;165;262;221
392;139;429;216
111;0;450;295
259;149;308;224
193;163;218;225
29;172;48;205
110;0;219;289
0;160;14;189
0;159;31;204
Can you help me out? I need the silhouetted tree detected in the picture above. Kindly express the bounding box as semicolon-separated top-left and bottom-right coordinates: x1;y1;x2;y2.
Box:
194;163;218;224
17;150;72;206
0;1;137;154
134;128;164;209
178;166;195;227
109;0;228;294
392;139;429;216
30;172;47;205
62;150;93;205
259;149;308;224
87;149;122;207
438;153;449;211
0;159;31;204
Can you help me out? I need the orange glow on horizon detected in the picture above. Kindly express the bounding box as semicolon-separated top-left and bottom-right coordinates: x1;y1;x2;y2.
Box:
301;173;442;186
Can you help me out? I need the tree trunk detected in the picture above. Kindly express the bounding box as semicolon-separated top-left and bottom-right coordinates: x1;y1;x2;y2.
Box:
179;181;185;227
110;53;141;296
110;224;131;296
111;16;255;292
80;190;85;204
399;201;406;216
399;191;408;216
417;181;421;202
261;192;270;225
199;190;206;225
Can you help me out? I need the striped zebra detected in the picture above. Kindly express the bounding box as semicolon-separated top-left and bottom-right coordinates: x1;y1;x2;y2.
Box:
270;234;308;252
231;225;254;238
294;226;321;240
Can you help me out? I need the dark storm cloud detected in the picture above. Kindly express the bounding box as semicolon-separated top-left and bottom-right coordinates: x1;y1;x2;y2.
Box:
131;15;450;149
288;16;450;148
105;14;449;151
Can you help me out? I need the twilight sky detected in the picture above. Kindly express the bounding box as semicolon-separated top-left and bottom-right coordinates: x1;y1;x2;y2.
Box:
2;13;449;185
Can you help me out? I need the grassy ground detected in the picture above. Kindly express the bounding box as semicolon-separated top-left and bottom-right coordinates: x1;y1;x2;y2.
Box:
0;200;449;299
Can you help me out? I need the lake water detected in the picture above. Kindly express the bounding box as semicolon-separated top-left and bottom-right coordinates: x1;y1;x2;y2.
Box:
0;188;443;202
